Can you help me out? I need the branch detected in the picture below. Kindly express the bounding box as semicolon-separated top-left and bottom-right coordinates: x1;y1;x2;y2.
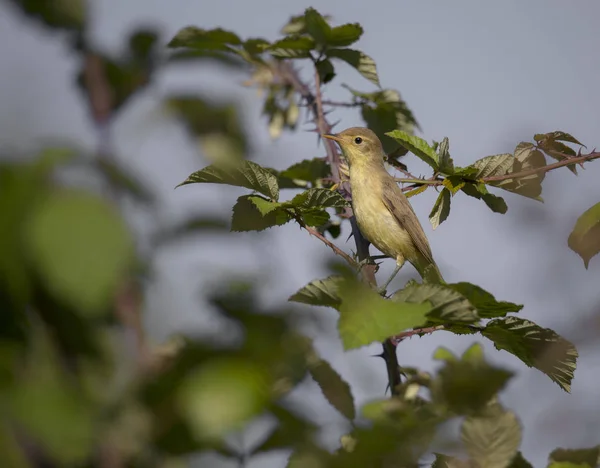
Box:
304;225;359;268
392;325;445;344
321;99;362;108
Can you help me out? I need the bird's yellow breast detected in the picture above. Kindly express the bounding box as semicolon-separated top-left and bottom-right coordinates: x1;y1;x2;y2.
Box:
350;165;417;264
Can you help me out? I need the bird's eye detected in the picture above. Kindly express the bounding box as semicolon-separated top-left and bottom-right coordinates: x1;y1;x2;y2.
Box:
354;137;363;144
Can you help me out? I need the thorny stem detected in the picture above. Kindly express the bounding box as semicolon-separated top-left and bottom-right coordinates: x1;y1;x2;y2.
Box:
274;60;402;395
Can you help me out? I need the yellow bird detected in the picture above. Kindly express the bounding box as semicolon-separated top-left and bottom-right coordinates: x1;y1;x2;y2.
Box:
323;127;444;291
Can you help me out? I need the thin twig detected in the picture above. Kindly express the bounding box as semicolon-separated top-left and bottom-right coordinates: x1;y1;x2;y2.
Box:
392;325;445;344
304;225;359;267
321;100;362;108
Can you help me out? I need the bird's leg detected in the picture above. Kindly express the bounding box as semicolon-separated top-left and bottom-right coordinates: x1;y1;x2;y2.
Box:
377;258;405;296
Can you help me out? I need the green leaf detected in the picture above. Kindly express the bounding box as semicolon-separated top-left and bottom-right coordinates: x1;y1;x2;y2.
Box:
432;453;471;468
461;406;522;468
534;131;584;147
386;130;439;169
508;452;534;468
549;446;600;467
482;317;578;392
316;59;335;84
301;208;330;227
442;176;464;195
471;153;514;179
288;188;348;209
179;160;279;201
24;190;135;317
568;201;600;268
438;137;455;174
168;26;242;51
537;139;578;174
96;158;154;203
289;276;343;309
309;357;355;420
433;345;513;414
447;282;523;319
429;188;451;230
247;195;281;215
280;158;330;184
328;23;363;47
304;7;331;45
231;195;291;232
8;0;85;32
392;281;479;323
338;280;430;350
327;49;380;86
268;36;316;58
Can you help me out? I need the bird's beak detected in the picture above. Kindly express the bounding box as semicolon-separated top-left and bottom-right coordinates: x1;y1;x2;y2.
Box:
322;133;342;143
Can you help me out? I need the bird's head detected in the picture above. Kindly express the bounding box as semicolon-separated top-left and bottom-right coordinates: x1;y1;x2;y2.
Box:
322;127;384;167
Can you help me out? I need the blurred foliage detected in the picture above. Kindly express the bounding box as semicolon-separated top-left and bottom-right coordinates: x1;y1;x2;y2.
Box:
1;3;599;468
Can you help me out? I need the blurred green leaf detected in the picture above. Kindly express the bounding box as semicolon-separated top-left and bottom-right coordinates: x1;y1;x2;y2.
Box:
386;130;439;169
327;48;380;86
328;23;363;47
338;280;430;350
447;282;522;318
549;446;600;468
304;7;331;45
568;201;600;268
461;405;522;468
167;96;247;164
309;356;355;420
177;357;270;440
8;0;85;31
231;195;291;232
429;188;451;230
268;36;315;58
179;160;279;200
482;317;578;392
24;190;135;317
432;344;513;414
154;216;229;247
508;452;534;468
256;405;317;453
316;59;335;84
289;276;343;308
168;27;242;51
432;453;471;467
392;281;479;323
96;158;154;203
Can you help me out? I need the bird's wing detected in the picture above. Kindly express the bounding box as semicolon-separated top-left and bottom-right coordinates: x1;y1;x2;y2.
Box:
381;179;435;265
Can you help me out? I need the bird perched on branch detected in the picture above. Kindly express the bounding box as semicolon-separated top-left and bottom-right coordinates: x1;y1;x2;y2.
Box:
323;127;444;292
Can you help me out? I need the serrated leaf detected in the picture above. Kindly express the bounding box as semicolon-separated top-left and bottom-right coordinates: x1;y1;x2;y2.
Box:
534;131;584;147
280;158;330;184
168;27;242;51
179;161;279;201
392;282;479;323
549;446;600;467
304;7;331;45
268;36;315;58
537;139;578;174
301;208;330;227
568;202;600;268
462;182;509;214
316;59;335;84
386;130;439;169
482;317;578;392
338;280;430;350
461;408;522;468
327;48;380;86
289;276;343;308
433;345;513;414
443;176;465;195
447;282;522;319
289;188;348;209
429;188;451;230
309;358;355;420
471;154;514;179
438;137;455;174
248;195;281;215
405;184;428;199
328;23;363;47
231;195;291;232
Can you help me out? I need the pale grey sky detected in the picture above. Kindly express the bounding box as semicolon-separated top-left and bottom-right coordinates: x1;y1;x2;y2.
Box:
1;1;600;466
